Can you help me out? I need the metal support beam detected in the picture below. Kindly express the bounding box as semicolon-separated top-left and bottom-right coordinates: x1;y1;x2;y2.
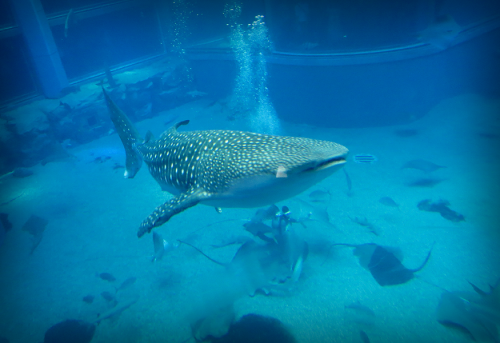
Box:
9;0;68;98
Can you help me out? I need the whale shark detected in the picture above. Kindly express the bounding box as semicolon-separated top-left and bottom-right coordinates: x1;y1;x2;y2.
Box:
103;89;348;237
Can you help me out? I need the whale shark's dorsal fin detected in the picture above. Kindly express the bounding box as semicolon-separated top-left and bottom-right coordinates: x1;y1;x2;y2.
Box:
171;120;189;133
143;131;155;144
160;120;190;139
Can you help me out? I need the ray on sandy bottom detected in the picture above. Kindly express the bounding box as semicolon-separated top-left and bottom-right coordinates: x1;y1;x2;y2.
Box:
329;243;433;286
401;159;446;173
22;214;48;254
436;285;500;343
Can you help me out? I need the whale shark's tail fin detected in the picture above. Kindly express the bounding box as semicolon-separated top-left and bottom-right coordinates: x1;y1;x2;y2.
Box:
103;88;143;178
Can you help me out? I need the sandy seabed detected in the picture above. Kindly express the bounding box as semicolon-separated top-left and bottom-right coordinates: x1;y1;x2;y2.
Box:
0;93;499;343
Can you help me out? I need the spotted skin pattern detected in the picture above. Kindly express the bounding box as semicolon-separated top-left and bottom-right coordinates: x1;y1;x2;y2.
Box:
103;89;348;237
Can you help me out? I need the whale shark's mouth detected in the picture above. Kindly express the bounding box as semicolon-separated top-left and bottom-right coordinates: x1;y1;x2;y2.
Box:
304;155;347;173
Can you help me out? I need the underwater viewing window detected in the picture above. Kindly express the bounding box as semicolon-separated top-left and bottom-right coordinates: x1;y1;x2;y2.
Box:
1;0;166;103
263;0;500;52
0;35;38;104
50;1;164;81
0;0;499;110
40;0;111;15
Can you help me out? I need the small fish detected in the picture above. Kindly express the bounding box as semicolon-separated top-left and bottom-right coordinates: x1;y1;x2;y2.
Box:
401;159;446;173
379;196;399;208
407;178;443;187
152;232;179;262
345;301;376;316
343;168;352;193
360;330;370;343
94;297;138;324
349;216;380;236
344;301;376;326
112;163;124;170
116;277;136;292
100;291;116;303
92;156;111;164
82;295;94;304
97;272;116;282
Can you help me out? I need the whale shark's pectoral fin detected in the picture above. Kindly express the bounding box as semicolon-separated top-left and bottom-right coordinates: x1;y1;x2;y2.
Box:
137;188;211;237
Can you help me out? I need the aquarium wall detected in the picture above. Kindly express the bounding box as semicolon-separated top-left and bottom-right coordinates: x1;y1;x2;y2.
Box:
0;0;499;174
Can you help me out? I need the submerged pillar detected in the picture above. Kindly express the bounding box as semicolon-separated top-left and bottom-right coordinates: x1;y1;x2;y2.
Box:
10;0;68;98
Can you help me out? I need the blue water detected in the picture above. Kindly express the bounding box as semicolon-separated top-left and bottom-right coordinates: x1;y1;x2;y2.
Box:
1;2;500;343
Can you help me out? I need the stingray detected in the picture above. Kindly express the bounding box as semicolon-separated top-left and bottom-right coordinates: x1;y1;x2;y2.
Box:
22;214;48;254
407;178;444;188
243;221;277;243
331;243;433;286
244;205;302;242
152;231;179;262
211;235;255;248
469;279;500;305
180;229;308;295
210;313;297;343
468;279;500;324
44;297;138;342
291;198;334;229
436;290;499;342
244;206;283;243
401;159;446;173
44;319;95;343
